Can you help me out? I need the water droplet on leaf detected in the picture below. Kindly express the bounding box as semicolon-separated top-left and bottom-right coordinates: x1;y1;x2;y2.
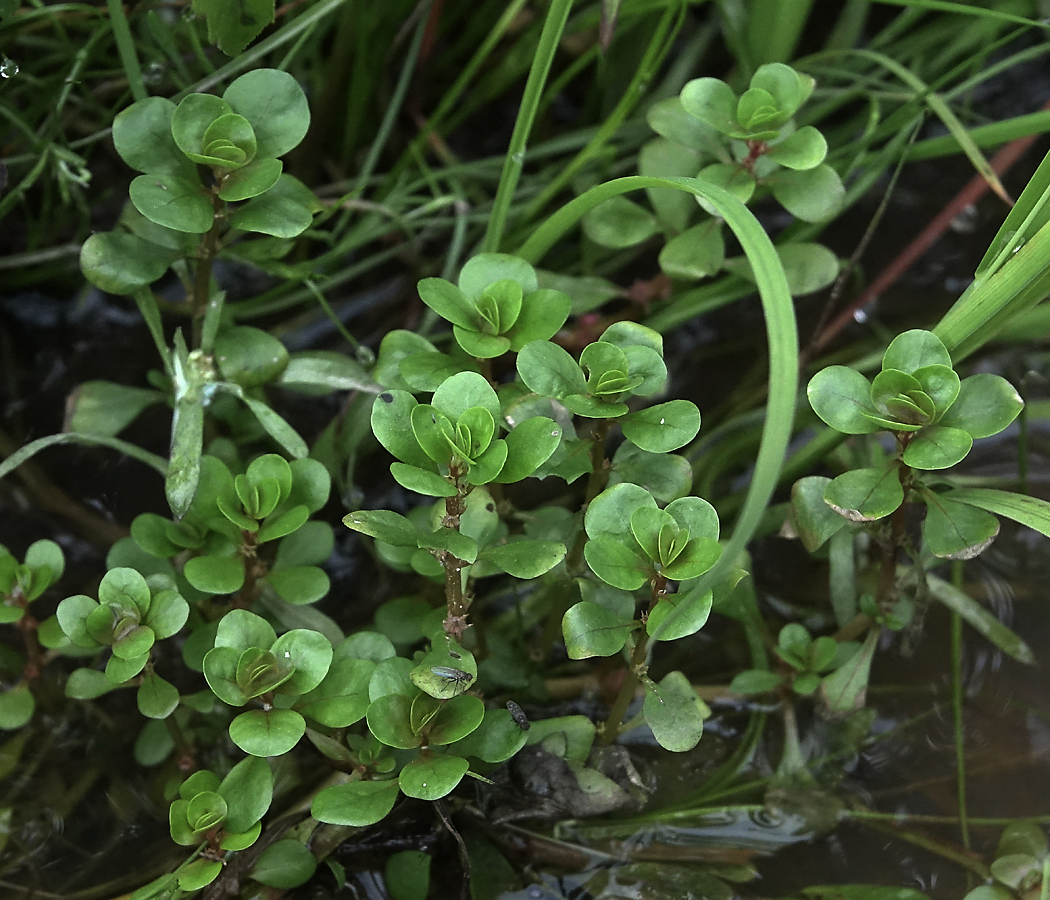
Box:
0;58;18;78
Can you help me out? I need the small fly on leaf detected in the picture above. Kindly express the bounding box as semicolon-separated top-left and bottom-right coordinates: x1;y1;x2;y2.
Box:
430;666;474;690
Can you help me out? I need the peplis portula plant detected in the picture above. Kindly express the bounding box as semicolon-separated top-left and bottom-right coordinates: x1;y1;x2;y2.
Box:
803;328;1023;558
585;62;843;296
80;68;318;302
0;540;65;729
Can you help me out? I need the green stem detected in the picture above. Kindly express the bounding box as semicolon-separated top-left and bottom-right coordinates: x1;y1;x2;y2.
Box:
442;466;470;639
481;0;573;252
601;629;648;744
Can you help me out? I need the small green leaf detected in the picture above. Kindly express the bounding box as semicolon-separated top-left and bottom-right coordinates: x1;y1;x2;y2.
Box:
371;391;432;469
343;509;420;547
251;840;317;888
224;69;310;157
229;179;313;237
366;693;421;749
646;585;712;641
609;444;692;503
517;340;586;399
428;693;486;745
769;164;845;222
448;708;528;763
270;628;333;694
562;600;635;659
218;157;283;201
80;233;178;295
459;252;538;297
137;673;179;719
184;554;245;594
901;425;972;470
584;538;649;591
129;175;214;233
386;850;431;900
582;196;657;249
680;77;738;134
642;671;708;752
398;754;469;800
494;416;562;483
296;657;373;727
939;373;1023;438
229;708;305;756
177;859;222;891
824;465;904;522
432;371;501;423
266;566;330;605
112;96;197;179
621;400;700;452
766;126;827;169
790;476;847;552
312;779;400;827
417;278;477;330
659;220;725;280
214;326;289;388
480;540;566;578
820;628;877;715
219;756;273;832
730;669;784;694
883;329;952;373
922;493;999;559
0;685;33;730
66;668;116;699
66;381;163;438
808;367;880;434
214;608;277;652
505;290;572;350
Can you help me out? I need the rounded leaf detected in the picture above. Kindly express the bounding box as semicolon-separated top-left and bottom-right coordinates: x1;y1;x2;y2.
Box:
250;840;316;888
229;708;305;756
659;220;725;280
129;175;214;233
770;164;845;222
171;93;232;159
807;366;880;434
680;77;738;134
312;779;399;827
222;70;309;159
642;671;708;752
215;326;289;388
883;329;952;374
219;755;274;832
824;465;904;522
562;600;635;659
901;425;972;470
766;125;827;169
428;693;486;745
184;554;245;594
112;96;196;178
80;233;177;295
584;538;649;591
137;672;179;719
582;196;657;249
218;157;283;201
266;566;329;605
922;493;999;559
621;400;700;452
270;628;333;694
939;373;1023;438
398;754;469;801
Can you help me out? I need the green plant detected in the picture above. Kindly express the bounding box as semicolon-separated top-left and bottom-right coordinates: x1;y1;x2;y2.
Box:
584;62;842;296
0;540;65;729
804;328;1023;558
